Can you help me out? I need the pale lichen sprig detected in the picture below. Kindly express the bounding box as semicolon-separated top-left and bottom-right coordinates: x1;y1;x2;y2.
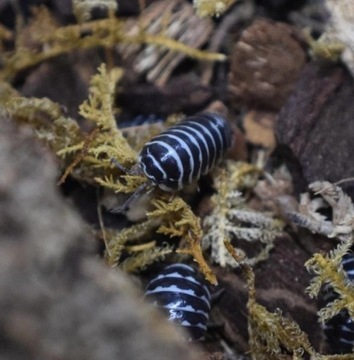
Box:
310;181;354;238
202;161;283;268
203;187;244;268
227;209;284;243
226;160;262;189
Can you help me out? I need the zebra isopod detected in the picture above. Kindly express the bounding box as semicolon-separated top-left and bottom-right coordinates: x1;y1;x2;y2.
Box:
144;263;211;341
138;112;233;191
322;253;354;353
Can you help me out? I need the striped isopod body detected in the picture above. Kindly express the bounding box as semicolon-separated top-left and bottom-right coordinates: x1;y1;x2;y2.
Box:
138;112;233;191
322;253;354;353
144;263;211;341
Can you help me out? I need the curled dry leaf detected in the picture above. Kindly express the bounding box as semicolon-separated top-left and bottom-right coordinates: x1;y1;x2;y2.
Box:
287;181;354;241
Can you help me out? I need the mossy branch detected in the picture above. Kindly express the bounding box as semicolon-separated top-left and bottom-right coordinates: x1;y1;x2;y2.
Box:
56;63;137;183
2;63;138;186
95;175;146;194
3;93;83;155
305;246;354;323
78;64;136;161
0;8;226;81
119;243;174;273
104;218;162;267
148;195;217;285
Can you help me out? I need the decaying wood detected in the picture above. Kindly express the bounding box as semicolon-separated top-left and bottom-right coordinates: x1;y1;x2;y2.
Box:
275;63;354;198
117;75;215;115
117;0;214;87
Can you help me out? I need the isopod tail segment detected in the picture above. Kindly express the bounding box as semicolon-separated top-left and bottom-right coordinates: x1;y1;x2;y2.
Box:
321;252;354;353
144;263;212;341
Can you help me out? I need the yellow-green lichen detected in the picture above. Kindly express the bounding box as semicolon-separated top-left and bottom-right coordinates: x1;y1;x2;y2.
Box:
225;241;354;359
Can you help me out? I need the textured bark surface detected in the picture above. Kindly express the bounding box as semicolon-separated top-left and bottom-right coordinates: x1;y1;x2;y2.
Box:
0;118;203;360
211;234;323;353
275;63;354;198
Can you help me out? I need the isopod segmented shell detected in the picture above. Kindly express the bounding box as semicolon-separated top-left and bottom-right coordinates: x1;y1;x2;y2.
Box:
322;254;354;353
138;112;233;191
144;263;211;341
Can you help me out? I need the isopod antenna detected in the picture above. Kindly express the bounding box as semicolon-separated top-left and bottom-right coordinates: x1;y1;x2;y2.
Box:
110;158;154;213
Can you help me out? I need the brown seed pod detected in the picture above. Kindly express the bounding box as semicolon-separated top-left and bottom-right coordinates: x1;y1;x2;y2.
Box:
229;19;307;111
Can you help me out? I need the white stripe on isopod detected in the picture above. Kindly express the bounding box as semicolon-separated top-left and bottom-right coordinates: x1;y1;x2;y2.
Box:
154;133;195;184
